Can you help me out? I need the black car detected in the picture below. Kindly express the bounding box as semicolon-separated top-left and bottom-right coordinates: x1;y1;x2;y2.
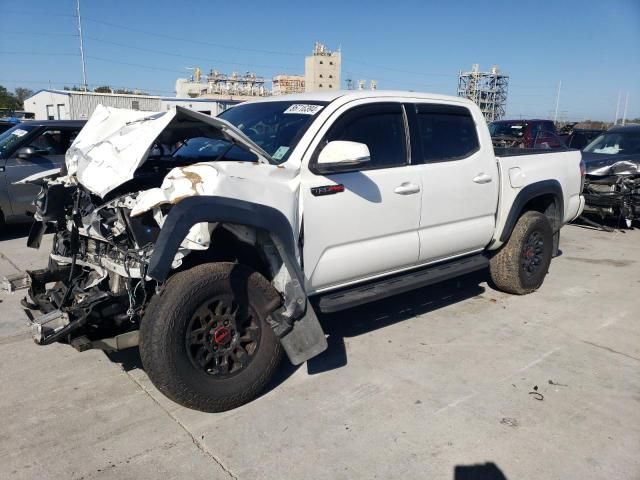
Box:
581;124;640;226
0;120;19;134
563;128;604;150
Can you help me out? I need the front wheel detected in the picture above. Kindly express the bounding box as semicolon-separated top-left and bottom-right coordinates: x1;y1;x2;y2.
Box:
489;211;554;295
139;262;283;412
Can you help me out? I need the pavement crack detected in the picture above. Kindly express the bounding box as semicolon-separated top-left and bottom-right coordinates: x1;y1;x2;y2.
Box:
124;371;239;480
0;252;21;272
581;340;640;363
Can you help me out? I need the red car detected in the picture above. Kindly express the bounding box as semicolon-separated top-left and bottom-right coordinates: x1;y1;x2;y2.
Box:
489;119;565;149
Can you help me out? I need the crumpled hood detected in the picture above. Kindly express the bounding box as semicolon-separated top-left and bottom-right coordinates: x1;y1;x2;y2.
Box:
65;105;274;197
582;151;640;176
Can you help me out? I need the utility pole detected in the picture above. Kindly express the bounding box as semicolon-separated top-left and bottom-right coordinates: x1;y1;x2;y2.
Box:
622;92;629;125
76;0;88;91
553;80;562;123
614;90;621;125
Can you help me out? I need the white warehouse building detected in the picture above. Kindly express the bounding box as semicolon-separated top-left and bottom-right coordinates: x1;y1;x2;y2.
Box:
24;89;241;120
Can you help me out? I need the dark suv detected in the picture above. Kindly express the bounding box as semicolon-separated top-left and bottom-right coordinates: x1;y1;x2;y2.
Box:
489;119;565;149
0;120;85;226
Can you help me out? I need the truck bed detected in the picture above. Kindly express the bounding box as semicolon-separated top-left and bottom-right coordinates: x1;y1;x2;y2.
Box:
490;148;584;249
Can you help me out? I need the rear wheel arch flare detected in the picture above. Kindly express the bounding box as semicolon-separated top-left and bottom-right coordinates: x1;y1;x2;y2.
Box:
500;180;564;243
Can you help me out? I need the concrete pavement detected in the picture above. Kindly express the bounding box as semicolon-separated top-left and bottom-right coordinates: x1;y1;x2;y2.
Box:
1;223;639;479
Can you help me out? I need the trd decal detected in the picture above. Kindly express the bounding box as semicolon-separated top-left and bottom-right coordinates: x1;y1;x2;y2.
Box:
310;184;345;196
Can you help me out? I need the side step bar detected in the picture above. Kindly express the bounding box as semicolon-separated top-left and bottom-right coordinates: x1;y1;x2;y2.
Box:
317;254;489;313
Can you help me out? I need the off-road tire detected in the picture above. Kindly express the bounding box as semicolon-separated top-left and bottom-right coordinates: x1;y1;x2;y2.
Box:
490;211;553;295
139;262;283;412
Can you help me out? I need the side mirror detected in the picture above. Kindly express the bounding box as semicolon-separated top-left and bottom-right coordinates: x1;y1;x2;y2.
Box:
16;146;45;160
315;141;371;174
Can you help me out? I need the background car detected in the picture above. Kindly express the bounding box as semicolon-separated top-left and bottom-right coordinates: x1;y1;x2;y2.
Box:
0;120;85;227
562;128;604;150
581;124;640;226
489;119;566;149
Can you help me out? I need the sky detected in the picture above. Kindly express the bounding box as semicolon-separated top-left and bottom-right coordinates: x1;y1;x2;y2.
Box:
1;0;639;121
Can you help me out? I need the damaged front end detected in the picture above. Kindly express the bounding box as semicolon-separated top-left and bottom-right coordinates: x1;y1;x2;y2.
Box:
8;181;163;351
583;160;640;227
2;104;326;365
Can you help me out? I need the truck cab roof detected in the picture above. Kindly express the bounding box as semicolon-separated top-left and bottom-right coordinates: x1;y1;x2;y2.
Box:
243;90;477;107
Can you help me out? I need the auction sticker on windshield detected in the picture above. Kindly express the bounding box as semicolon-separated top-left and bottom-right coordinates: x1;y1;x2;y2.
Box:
12;128;28;137
273;146;290;160
284;104;324;115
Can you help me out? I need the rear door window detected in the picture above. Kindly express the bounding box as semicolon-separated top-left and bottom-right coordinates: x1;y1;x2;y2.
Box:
414;104;479;162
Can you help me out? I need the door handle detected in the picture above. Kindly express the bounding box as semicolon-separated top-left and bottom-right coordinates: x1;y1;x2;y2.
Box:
473;173;493;184
394;182;421;195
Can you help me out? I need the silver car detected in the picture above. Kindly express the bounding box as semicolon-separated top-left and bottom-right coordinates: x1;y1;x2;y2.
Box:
0;120;85;227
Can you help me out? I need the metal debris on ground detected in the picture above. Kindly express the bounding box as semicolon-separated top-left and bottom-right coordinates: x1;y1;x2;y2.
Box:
529;385;544;401
548;379;568;387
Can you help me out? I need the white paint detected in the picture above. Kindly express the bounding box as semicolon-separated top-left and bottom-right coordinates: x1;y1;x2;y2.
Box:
66;91;584;296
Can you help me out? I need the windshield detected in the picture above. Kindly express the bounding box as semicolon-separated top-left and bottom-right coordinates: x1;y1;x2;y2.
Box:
0;124;37;158
172;137;258;162
218;100;327;163
583;131;640;155
489;122;525;138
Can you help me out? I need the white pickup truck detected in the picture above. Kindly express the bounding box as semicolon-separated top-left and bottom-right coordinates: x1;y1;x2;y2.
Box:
2;91;584;412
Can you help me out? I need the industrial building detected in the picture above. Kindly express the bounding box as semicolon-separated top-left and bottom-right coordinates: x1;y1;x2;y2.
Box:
175;68;269;100
304;42;341;92
175;42;342;98
457;64;509;122
272;75;305;96
23;89;239;120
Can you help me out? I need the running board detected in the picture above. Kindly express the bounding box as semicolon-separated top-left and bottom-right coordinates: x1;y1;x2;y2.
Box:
317;254;489;313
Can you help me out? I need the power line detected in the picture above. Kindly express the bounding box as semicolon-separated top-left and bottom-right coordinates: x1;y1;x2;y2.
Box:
83;17;306;57
0;78;175;95
0;51;79;56
86;55;187;75
0;31;78;37
1;9;75;18
84;36;294;71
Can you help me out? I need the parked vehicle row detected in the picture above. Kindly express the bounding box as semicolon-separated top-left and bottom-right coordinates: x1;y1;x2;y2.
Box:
2;91;584;412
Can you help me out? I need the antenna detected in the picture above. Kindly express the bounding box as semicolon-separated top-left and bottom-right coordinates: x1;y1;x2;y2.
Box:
553;80;562;123
622;92;629;126
614;90;621;125
76;0;88;91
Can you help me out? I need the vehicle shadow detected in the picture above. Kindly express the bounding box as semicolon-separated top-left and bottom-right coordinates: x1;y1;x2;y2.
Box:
306;269;488;375
105;269;488;399
454;462;508;479
0;223;32;241
105;347;143;372
105;332;306;400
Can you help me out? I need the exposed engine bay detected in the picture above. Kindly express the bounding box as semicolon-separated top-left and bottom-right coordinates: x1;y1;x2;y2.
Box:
582;160;640;227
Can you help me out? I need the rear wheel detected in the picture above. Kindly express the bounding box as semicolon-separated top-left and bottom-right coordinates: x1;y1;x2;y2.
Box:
490;211;553;295
139;262;283;412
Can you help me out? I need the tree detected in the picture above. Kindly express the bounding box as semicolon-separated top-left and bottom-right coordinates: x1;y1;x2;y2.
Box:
14;88;34;108
0;85;20;110
94;85;113;93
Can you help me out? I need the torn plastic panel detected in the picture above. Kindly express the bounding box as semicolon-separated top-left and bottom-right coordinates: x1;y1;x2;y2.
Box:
145;196;326;364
